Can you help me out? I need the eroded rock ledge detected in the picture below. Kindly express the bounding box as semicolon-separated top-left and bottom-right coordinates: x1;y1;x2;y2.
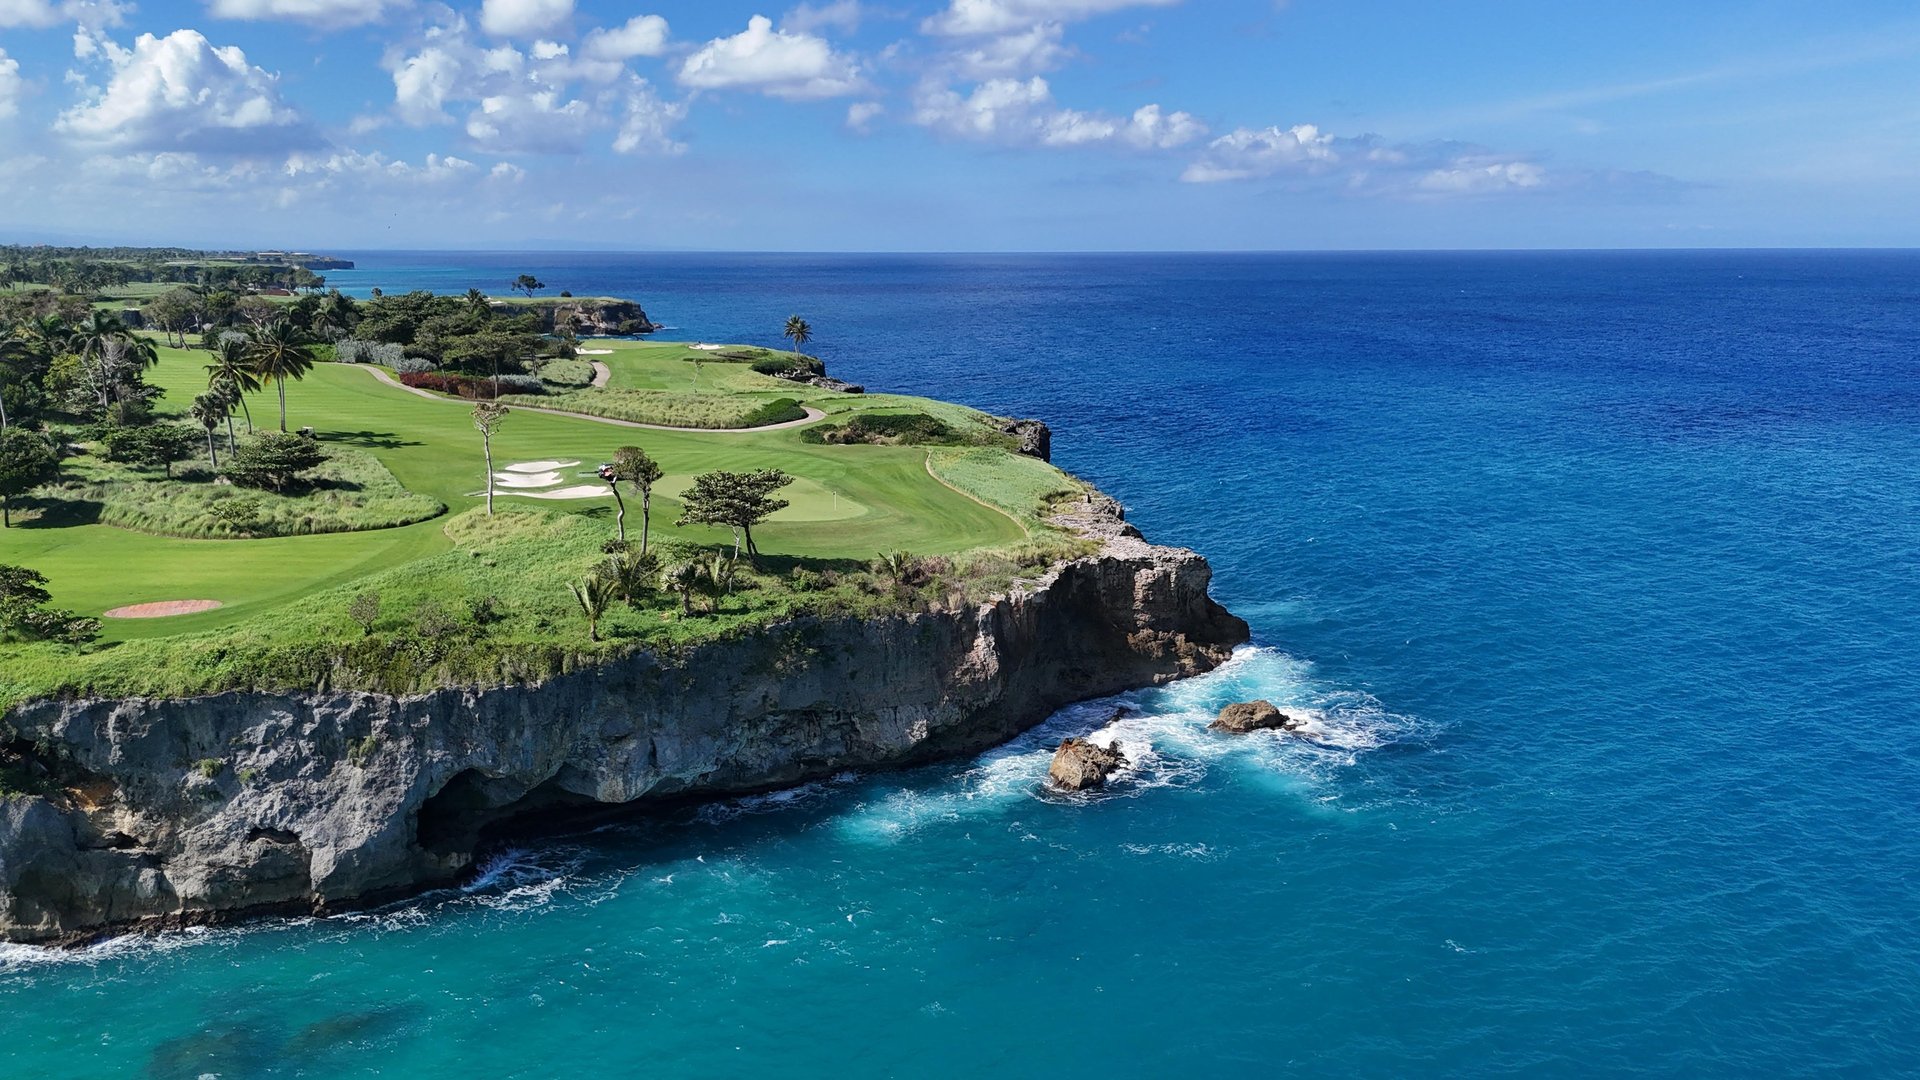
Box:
0;502;1246;944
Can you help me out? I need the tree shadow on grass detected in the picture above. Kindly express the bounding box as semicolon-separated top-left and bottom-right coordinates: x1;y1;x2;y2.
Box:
323;429;423;450
9;494;102;529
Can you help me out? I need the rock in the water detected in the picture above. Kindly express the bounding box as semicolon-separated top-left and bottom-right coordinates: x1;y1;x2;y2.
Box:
1210;699;1302;734
1049;738;1127;791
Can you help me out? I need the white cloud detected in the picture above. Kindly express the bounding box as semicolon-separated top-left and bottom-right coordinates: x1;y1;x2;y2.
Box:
845;99;883;131
0;49;22;120
57;29;317;154
612;76;686;154
582;14;669;60
952;22;1071;77
391;38;464;124
387;17;685;154
466;87;597;153
480;0;571;39
1119;102;1206;149
1179;123;1338;182
1417;158;1547;195
678;14;864;100
206;0;398;28
782;0;862;34
1180;123;1555;197
1;0;124;28
283;148;477;184
924;0;1178;36
913;76;1203;150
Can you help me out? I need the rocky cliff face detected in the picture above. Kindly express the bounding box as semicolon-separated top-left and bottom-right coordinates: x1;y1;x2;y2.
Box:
0;509;1245;944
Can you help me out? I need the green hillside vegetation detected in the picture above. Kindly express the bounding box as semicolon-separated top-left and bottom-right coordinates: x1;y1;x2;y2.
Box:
0;295;1089;712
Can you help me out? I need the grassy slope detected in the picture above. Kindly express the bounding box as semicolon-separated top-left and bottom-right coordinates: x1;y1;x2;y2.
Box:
0;337;1036;652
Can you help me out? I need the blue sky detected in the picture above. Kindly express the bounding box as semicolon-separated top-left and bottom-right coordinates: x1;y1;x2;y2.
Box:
0;0;1916;250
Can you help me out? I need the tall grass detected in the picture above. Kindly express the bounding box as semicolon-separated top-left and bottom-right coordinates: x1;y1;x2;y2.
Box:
501;389;807;429
42;445;445;539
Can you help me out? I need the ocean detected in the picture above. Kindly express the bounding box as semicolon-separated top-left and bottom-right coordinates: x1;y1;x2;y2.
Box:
4;251;1919;1076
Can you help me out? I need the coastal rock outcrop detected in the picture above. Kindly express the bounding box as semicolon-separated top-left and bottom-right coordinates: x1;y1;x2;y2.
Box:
1048;738;1127;791
0;502;1247;944
999;419;1052;462
520;299;660;336
1210;700;1303;734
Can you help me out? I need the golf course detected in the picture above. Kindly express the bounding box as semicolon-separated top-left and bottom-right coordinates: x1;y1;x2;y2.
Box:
0;327;1084;710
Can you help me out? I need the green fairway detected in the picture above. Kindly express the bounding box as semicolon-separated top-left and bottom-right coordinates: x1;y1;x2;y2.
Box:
0;338;1039;649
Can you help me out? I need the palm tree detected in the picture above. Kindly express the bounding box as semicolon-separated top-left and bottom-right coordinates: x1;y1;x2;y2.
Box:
604;549;658;606
662;560;701;616
465;288;491;319
783;315;812;357
569;573;617;642
0;327;43;432
206;338;261;435
71;310;154;409
317;290;359;341
245;318;317;431
700;553;737;612
189;393;225;469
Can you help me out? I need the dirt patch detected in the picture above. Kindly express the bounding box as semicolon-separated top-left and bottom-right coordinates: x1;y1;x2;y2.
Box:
103;599;225;619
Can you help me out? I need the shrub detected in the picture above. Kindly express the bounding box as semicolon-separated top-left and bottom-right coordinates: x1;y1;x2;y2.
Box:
347;591;380;636
752;355;825;378
0;564;98;647
336;339;410;367
804;412;957;446
390;353;436;376
399;372;498;400
225;431;328;492
494;374;544;396
539;359;595;387
738;398;807;427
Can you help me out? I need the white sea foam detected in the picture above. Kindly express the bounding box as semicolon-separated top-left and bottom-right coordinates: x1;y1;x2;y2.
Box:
824;645;1421;842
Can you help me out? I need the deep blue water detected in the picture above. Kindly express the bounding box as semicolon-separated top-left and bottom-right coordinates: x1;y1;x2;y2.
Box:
5;251;1920;1076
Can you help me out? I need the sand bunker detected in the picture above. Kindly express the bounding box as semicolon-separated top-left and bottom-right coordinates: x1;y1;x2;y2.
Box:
690;343;727;351
505;485;609;500
495;471;565;488
577;348;613;355
504;460;580;473
104;599;224;619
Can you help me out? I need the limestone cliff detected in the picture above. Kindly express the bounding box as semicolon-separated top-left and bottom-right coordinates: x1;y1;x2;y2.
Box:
0;507;1245;944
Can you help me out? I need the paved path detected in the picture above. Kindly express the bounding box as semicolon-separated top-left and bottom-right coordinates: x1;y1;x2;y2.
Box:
590;361;611;388
349;364;826;434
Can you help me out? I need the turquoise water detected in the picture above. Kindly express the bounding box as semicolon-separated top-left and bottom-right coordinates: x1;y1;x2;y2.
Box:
5;252;1920;1076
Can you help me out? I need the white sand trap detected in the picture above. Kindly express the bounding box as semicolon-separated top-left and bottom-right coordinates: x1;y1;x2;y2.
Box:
577;348;613;355
504;485;609;500
504;460;580;473
495;471;564;488
690;343;727;351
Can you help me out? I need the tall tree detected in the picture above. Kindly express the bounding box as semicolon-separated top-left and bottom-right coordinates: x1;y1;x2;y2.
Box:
783;315;812;356
0;427;58;528
190;393;226;469
245;318;317;431
70;309;155;409
609;445;664;555
206;338;260;436
677;468;793;563
466;288;491;318
471;402;509;515
511;274;545;299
